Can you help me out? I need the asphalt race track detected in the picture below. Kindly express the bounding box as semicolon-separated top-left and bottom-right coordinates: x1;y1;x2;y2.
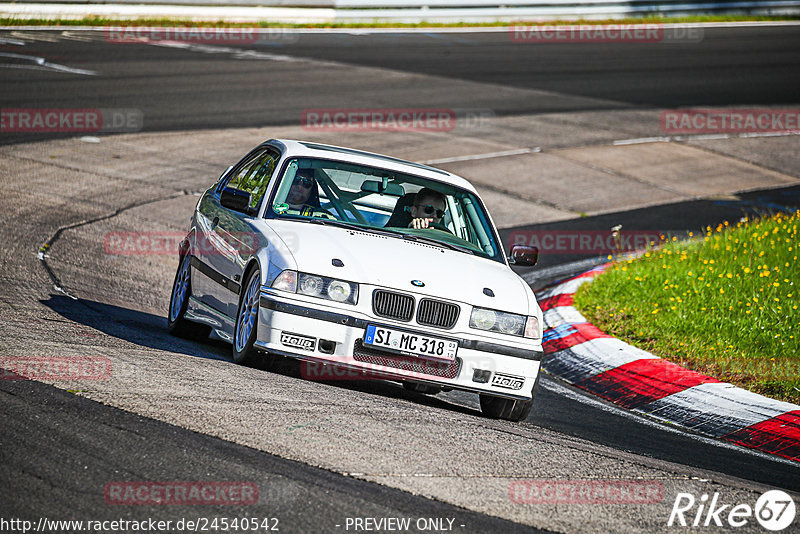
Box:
1;24;800;533
2;25;800;144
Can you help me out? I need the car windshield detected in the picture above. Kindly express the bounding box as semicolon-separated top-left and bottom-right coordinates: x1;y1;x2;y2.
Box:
266;157;504;262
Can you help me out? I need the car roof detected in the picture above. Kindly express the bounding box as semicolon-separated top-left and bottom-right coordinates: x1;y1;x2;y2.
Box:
265;139;478;193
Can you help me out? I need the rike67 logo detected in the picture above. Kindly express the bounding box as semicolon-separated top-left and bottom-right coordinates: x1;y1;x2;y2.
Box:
668;490;795;531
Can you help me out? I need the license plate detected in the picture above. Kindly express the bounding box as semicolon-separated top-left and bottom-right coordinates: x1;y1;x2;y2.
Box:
364;325;458;361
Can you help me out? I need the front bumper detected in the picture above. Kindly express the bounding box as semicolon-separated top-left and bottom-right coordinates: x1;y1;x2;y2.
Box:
257;291;543;400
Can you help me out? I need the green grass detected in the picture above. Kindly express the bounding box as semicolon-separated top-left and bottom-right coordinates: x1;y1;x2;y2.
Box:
574;211;800;404
0;15;798;28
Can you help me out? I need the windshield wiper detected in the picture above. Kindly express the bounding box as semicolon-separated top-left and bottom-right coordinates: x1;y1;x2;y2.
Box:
307;218;404;239
307;219;475;254
402;234;474;255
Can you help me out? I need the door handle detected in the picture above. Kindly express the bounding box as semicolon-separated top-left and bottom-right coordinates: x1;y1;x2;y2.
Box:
211;216;219;230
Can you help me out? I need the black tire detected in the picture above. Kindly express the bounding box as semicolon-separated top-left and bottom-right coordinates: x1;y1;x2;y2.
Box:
479;372;540;422
167;253;210;340
232;267;262;366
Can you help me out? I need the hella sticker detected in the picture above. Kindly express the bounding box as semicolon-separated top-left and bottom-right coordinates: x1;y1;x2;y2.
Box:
491;373;525;390
280;332;316;351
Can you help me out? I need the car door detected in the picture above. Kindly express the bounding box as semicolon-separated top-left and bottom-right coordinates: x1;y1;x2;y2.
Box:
194;147;279;323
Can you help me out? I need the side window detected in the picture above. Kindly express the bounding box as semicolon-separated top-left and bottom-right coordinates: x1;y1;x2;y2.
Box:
225;149;279;210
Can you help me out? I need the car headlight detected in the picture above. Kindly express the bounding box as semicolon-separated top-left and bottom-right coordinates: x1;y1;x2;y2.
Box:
498;313;525;335
326;280;352;302
299;274;324;296
470;307;525;336
272;270;358;305
470;307;533;337
470;308;497;330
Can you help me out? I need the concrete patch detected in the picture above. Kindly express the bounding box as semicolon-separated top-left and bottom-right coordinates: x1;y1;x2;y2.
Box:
554;141;799;199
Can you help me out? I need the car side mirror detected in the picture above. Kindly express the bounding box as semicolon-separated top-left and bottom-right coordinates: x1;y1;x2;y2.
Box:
508;244;539;266
220;187;255;215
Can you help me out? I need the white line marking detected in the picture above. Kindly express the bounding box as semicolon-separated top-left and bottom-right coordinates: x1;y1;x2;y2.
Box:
613;131;800;145
421;147;537;165
60;30;94;42
679;133;732;141
0;63;94;75
740;130;800;138
149;40;308;62
9;30;58;42
0;52;96;75
612;136;670;145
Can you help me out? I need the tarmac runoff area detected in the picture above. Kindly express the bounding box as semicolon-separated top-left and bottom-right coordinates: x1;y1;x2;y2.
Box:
1;111;800;532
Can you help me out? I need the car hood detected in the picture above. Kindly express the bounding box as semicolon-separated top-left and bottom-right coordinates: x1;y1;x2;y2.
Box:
266;220;533;313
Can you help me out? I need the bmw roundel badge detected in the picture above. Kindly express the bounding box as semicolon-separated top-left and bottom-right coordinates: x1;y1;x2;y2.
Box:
411;280;425;287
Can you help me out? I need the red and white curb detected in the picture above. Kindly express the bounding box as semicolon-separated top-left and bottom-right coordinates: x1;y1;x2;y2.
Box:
535;264;800;462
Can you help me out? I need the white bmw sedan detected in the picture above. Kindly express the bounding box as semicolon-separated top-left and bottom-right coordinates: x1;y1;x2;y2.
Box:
168;139;543;421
